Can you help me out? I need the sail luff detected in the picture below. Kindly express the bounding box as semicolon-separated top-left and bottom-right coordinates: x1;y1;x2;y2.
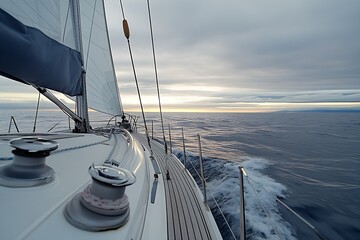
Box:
102;0;123;114
79;0;123;116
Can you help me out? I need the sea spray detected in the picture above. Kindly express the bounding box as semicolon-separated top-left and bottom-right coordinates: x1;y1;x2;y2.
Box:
173;148;296;240
240;158;296;240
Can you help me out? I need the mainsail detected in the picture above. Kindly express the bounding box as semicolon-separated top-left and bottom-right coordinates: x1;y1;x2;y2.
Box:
0;2;82;96
0;0;122;116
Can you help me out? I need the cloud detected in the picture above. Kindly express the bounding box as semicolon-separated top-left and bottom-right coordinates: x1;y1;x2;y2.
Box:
1;0;360;112
107;0;360;96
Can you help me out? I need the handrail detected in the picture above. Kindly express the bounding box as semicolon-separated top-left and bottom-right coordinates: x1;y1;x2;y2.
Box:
105;115;118;127
8;116;20;133
104;113;139;131
124;113;139;131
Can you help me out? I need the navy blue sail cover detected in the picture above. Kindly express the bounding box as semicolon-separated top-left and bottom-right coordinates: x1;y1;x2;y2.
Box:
0;9;83;96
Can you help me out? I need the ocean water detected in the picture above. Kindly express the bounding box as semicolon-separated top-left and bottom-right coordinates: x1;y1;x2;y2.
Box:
1;110;359;240
147;112;360;240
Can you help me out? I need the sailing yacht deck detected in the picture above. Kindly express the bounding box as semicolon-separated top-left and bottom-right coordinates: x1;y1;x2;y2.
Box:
0;131;167;240
133;133;222;240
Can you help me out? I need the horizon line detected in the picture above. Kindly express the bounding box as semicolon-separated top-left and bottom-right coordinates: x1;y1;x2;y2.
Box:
0;107;359;114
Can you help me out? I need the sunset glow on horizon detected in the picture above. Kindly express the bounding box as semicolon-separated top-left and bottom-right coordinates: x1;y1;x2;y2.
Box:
0;0;359;114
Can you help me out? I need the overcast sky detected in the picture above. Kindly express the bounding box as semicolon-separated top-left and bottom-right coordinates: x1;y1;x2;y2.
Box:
1;0;359;112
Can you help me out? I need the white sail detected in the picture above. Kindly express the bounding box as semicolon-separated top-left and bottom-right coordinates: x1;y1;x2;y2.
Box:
0;0;122;116
0;1;83;96
0;0;77;50
80;0;122;116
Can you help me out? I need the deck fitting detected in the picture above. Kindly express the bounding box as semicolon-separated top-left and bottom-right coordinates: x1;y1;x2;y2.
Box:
0;137;58;187
64;164;136;231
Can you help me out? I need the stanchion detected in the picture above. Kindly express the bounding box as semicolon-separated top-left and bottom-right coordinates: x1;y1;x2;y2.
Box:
238;166;246;240
197;134;207;206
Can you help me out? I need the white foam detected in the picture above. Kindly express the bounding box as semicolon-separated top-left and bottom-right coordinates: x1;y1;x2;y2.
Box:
206;157;297;240
171;148;297;239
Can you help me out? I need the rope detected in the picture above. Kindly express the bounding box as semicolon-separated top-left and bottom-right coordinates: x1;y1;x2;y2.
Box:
53;134;112;155
119;0;153;156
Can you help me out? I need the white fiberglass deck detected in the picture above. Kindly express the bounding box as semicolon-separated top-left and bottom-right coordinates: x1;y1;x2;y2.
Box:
0;131;167;240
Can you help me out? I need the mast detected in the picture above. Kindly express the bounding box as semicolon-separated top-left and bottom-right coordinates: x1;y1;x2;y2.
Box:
72;0;90;132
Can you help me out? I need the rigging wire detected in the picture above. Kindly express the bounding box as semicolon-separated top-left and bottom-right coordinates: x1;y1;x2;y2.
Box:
146;0;168;154
146;0;171;179
245;176;283;240
33;91;41;132
246;175;329;240
47;121;62;132
119;0;153;155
